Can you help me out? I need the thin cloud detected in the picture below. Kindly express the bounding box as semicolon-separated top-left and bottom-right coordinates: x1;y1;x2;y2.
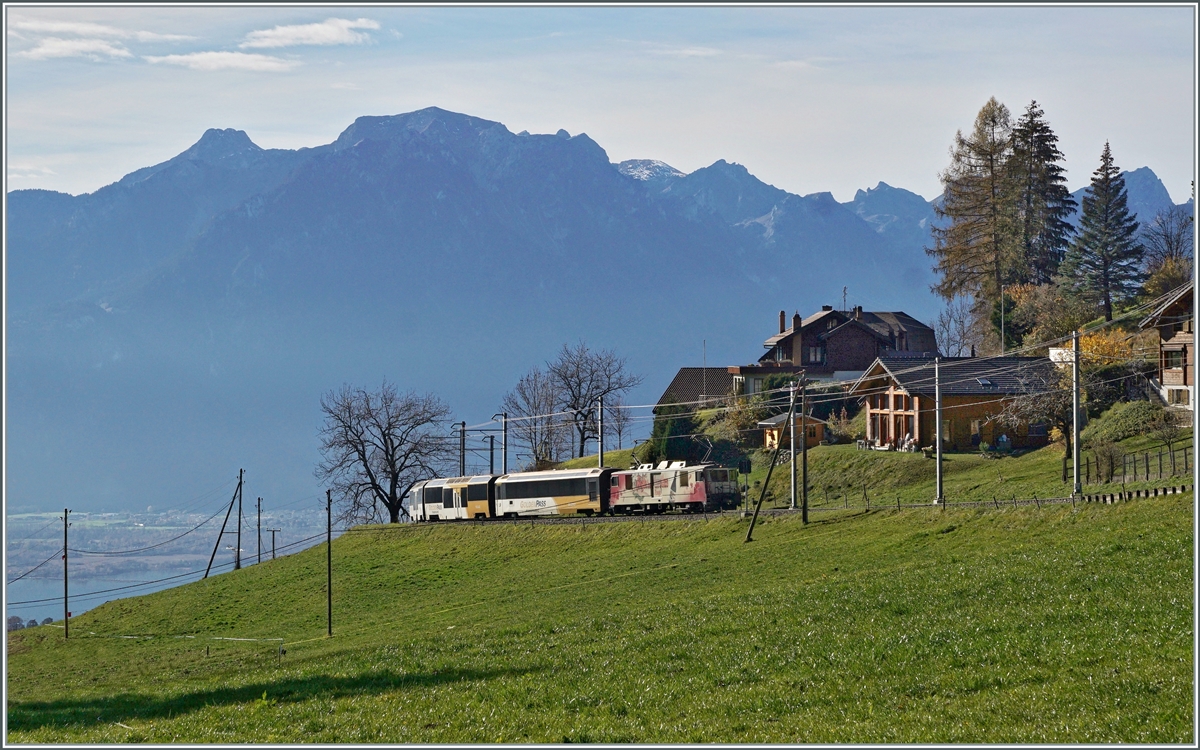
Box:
144;51;298;72
9;18;193;42
15;37;134;60
240;17;380;49
652;46;722;58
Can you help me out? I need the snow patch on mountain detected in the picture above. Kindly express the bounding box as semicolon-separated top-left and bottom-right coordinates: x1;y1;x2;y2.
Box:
616;159;685;182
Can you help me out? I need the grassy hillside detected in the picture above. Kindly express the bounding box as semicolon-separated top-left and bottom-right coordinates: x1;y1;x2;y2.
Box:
6;494;1193;743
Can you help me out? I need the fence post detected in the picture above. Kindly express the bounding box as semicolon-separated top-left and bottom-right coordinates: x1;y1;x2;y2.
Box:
1144;452;1149;482
1158;449;1163;479
1085;456;1090;485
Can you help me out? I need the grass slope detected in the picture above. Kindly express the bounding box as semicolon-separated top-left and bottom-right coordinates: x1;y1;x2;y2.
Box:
6;495;1193;743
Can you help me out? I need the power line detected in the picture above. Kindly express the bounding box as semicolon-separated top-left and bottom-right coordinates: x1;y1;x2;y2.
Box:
6;549;64;585
67;503;230;555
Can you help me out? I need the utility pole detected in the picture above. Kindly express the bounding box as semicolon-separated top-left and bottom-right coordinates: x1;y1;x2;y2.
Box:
1073;330;1082;496
61;508;70;639
935;358;944;506
746;379;798;543
266;528;281;560
1000;284;1005;355
487;434;495;474
789;383;797;511
235;476;243;570
598;395;605;468
801;377;809;525
492;412;508;474
458;421;466;476
257;497;262;565
205;470;241;579
326;489;332;637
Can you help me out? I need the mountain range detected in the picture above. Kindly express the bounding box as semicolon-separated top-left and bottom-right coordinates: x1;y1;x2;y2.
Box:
5;106;1190;513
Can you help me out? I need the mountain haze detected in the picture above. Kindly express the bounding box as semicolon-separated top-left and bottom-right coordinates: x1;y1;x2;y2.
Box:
4;107;1187;513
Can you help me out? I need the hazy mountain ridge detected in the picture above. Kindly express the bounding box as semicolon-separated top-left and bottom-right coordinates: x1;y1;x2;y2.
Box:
4;106;1188;513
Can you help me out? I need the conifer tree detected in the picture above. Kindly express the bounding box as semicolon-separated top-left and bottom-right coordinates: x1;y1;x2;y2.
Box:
1060;142;1144;321
1007;101;1076;284
927;97;1020;304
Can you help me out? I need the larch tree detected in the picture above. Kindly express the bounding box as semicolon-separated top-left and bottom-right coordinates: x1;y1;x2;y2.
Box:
1060;142;1144;321
1007;100;1076;284
927;97;1019;305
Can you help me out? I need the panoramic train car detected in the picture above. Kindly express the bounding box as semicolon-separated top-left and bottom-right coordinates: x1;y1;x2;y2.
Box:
608;462;741;514
494;467;612;517
404;475;502;521
403;480;429;521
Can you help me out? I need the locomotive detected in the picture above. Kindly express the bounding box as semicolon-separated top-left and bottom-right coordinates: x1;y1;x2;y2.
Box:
403;462;741;521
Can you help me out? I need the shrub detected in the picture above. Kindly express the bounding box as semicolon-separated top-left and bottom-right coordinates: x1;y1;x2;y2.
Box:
1082;400;1164;445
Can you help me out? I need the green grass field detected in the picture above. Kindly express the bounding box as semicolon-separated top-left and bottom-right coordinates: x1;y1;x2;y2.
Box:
6;490;1193;743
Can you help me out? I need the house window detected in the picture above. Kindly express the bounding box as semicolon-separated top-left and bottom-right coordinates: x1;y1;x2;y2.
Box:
1029;422;1047;436
807;345;825;364
1168;388;1190;405
970;419;981;437
1165;350;1185;369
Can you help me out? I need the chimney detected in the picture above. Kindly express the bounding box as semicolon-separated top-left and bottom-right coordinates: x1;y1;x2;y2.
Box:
779;310;786;334
792;312;802;331
821;305;833;312
854;305;862;320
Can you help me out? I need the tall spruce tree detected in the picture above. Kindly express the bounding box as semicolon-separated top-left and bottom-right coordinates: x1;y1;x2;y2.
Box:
927;97;1019;304
1007;101;1076;284
1060;142;1144;321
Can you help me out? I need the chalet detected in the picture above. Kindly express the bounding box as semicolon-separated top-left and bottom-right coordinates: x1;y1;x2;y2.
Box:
848;355;1054;450
757;412;829;450
653;367;736;414
1139;284;1193;411
728;306;938;394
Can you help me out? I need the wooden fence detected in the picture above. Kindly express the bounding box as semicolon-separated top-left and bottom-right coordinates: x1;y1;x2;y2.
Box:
1083;444;1192;485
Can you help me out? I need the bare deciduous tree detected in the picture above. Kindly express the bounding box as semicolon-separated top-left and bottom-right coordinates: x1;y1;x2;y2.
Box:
501;366;568;470
548;341;644;458
603;393;633;450
997;359;1076;481
934;295;979;357
1141;204;1194;269
316;381;454;524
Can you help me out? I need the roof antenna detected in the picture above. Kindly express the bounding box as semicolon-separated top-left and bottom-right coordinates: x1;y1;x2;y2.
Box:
842;286;847;314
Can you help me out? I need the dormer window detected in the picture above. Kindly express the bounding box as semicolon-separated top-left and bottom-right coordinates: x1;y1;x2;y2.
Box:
976;377;994;387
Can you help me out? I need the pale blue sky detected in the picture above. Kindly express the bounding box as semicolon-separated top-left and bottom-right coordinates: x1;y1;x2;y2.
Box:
5;5;1196;203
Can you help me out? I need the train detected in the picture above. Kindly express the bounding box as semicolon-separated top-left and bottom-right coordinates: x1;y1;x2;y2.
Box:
403;462;742;521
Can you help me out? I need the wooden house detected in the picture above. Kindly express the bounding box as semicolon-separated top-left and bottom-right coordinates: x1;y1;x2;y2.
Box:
848;355;1054;450
728;306;938;393
1139;284;1193;411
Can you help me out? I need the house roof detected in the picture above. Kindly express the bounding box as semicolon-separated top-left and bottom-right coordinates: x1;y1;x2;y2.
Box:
762;309;934;349
654;367;736;411
756;412;829;428
1139;283;1193;329
848;356;1055;397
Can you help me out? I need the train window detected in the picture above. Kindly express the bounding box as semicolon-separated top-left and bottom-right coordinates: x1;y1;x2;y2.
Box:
467;484;487;501
500;478;587;500
425;486;442;507
611;477;620;487
679;472;689;487
624;475;634;490
443;488;454;509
